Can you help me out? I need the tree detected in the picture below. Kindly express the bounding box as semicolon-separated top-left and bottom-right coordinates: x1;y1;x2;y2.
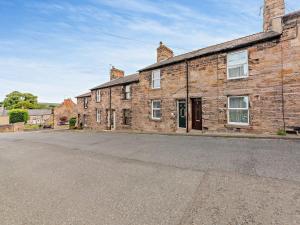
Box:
3;91;39;110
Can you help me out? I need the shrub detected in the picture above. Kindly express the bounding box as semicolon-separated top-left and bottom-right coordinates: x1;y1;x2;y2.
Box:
69;117;77;129
9;109;29;124
277;129;287;136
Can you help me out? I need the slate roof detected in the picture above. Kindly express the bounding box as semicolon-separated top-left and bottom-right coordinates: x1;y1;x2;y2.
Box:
28;109;52;116
140;31;281;72
91;73;139;90
76;92;92;98
1;109;52;116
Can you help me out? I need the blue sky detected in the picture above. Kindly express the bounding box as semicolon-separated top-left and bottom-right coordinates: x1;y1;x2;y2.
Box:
1;0;300;103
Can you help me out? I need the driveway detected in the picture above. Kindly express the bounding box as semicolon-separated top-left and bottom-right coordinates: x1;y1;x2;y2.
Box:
0;131;299;225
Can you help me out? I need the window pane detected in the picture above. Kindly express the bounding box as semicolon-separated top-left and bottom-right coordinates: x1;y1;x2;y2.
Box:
229;109;248;123
153;70;160;80
125;85;130;92
228;65;245;78
228;51;247;66
153;109;161;118
229;97;248;109
153;101;161;109
153;80;160;88
126;92;131;99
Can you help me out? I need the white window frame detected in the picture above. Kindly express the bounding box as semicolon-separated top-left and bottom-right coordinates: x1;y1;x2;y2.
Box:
151;70;161;89
227;50;249;80
125;85;131;100
96;90;101;102
96;108;101;123
151;100;161;120
227;96;249;125
84;97;88;109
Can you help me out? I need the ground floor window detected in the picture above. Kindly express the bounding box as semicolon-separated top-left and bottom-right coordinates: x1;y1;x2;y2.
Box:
123;109;131;125
152;100;161;120
96;108;101;123
228;96;249;125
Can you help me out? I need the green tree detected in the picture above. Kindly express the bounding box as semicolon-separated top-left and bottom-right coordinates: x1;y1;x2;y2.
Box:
3;91;39;109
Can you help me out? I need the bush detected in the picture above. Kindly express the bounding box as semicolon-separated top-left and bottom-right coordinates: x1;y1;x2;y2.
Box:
69;117;77;129
277;129;287;136
9;109;29;124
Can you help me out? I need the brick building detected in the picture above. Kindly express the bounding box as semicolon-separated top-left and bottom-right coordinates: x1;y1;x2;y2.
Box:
76;0;300;135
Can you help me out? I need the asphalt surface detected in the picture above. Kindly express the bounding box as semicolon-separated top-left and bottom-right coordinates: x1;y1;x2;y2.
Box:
0;131;299;225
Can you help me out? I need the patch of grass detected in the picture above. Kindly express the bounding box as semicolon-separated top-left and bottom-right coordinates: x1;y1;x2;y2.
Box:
276;129;287;136
24;124;41;130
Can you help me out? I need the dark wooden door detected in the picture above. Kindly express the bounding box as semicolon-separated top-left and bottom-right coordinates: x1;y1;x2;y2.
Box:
192;98;202;130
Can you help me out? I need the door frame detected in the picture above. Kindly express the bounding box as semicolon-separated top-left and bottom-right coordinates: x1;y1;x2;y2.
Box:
177;100;186;129
191;98;203;130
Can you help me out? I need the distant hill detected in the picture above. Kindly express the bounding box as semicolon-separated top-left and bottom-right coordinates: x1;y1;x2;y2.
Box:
38;103;60;109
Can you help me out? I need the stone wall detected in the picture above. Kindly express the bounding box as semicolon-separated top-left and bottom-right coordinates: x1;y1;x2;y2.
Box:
0;116;9;125
0;122;24;133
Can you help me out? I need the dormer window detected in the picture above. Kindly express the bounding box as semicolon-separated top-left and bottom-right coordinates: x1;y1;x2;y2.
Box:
152;70;161;89
227;50;248;80
96;90;101;102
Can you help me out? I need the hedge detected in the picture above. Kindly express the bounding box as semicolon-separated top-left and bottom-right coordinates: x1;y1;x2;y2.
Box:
9;109;29;124
69;117;77;129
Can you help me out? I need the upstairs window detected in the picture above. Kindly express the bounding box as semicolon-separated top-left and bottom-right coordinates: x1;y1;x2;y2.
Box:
96;108;101;123
152;70;161;89
228;96;249;125
152;100;161;120
84;97;88;109
227;50;248;80
124;85;131;100
96;90;101;102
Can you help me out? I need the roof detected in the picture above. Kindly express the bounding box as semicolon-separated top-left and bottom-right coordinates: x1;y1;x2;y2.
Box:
283;10;300;22
91;73;139;90
28;109;52;116
140;31;281;72
76;92;92;98
1;109;52;117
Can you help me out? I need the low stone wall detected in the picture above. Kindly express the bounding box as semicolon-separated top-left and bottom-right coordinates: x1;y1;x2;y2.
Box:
0;116;9;125
0;122;24;133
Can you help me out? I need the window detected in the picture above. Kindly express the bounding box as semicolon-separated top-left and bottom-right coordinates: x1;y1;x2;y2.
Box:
227;50;248;79
152;70;161;89
152;100;161;120
228;96;249;125
123;109;131;125
124;85;131;100
96;109;101;123
96;90;101;102
84;97;88;109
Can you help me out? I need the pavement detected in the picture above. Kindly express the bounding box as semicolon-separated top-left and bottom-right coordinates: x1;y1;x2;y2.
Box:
0;131;299;225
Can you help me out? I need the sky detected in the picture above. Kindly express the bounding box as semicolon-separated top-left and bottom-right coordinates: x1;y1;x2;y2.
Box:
1;0;300;103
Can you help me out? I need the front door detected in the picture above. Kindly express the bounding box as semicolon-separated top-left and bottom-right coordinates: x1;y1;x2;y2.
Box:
178;101;186;128
192;98;202;130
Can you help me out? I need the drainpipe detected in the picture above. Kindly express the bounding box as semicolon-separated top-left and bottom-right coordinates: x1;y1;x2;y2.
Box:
185;60;189;133
109;87;112;130
280;42;286;131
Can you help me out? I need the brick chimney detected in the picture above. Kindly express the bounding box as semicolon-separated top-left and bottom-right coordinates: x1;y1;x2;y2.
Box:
110;66;124;81
264;0;285;33
157;42;174;63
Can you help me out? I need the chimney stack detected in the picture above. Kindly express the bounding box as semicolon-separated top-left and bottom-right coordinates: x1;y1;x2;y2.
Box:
264;0;285;33
157;42;174;63
110;66;124;81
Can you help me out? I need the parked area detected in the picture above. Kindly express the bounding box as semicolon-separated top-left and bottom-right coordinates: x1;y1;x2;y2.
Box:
0;131;299;225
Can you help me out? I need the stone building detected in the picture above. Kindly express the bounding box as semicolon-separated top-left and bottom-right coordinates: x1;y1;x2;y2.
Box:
53;99;77;128
76;0;300;135
76;92;92;128
76;67;139;130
